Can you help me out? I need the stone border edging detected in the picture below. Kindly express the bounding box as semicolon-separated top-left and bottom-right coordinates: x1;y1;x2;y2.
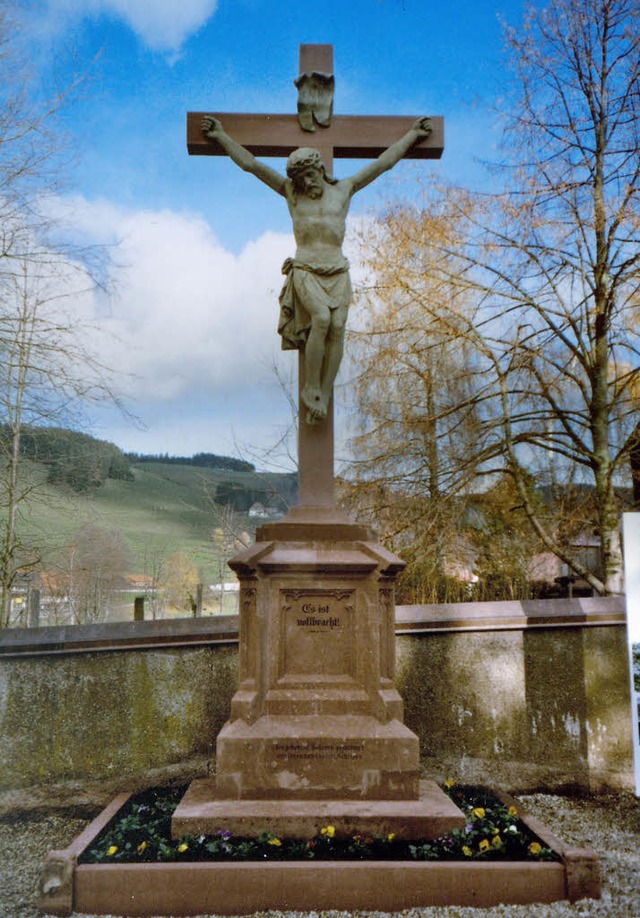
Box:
37;787;601;916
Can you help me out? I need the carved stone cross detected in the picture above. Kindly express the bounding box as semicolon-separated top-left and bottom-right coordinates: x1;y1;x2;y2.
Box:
187;45;443;511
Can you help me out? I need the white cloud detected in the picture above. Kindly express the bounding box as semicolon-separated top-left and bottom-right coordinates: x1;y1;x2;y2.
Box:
58;197;294;406
41;198;382;456
46;0;218;52
57;200;378;404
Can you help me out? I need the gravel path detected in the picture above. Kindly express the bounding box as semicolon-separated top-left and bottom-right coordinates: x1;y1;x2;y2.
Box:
1;792;638;918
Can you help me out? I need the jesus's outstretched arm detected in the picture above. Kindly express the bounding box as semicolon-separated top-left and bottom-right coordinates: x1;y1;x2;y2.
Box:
202;116;287;196
347;117;432;195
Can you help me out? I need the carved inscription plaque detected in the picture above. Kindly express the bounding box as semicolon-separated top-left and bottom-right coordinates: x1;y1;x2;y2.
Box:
274;741;365;762
280;589;354;677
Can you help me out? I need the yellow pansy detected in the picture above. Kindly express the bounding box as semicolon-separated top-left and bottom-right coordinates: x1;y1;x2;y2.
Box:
267;837;282;846
479;839;490;853
386;832;396;842
177;842;189;853
491;835;502;848
471;807;486;819
320;825;335;838
106;845;118;857
137;841;147;854
528;841;542;856
508;805;518;816
462;845;473;857
444;778;455;789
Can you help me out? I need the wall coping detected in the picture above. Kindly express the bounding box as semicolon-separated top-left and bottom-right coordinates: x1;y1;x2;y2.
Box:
0;596;627;658
0;615;240;658
395;595;627;634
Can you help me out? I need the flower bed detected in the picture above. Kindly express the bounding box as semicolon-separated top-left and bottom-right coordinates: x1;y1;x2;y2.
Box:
39;782;600;916
79;781;558;865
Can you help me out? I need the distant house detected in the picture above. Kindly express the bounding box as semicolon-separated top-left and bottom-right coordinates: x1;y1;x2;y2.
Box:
529;529;622;596
36;570;68;596
528;551;561;585
120;574;154;591
209;581;239;594
444;559;478;585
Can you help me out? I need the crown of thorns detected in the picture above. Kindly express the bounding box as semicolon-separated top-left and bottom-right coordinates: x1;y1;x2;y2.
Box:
286;148;325;178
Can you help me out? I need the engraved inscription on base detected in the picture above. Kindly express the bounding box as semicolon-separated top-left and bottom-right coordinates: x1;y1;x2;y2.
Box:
274;741;365;762
280;589;354;677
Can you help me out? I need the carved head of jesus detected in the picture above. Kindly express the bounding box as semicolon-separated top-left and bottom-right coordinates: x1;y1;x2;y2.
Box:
286;148;336;198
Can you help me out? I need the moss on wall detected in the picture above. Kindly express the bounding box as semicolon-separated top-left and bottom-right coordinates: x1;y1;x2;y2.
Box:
397;630;529;760
0;647;238;791
523;629;588;770
583;626;635;784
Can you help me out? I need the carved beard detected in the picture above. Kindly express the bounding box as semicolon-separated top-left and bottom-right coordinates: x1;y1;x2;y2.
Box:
291;174;325;201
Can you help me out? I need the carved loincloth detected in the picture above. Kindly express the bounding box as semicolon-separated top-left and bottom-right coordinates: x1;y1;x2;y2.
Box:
277;256;352;350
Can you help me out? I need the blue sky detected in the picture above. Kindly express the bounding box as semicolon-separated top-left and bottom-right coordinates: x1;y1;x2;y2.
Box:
23;0;529;463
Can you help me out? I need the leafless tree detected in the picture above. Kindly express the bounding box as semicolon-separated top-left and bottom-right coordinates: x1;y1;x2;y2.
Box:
489;0;640;591
0;5;120;625
349;0;639;595
54;523;130;624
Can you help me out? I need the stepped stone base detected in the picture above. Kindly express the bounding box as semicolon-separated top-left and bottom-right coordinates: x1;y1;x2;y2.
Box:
192;507;448;843
214;714;420;800
172;778;465;841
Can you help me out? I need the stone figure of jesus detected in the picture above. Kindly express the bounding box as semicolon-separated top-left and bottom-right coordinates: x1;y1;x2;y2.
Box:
202;115;432;423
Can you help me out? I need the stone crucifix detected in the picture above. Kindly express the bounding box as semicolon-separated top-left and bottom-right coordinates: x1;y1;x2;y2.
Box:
187;45;443;508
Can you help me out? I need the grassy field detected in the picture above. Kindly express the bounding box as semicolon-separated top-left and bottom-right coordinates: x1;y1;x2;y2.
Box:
14;460;296;586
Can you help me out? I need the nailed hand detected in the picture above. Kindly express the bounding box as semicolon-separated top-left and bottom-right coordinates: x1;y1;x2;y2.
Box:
202;115;222;138
413;117;432;137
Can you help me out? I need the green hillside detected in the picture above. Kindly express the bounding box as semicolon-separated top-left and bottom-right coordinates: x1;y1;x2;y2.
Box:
6;434;296;586
87;461;297;581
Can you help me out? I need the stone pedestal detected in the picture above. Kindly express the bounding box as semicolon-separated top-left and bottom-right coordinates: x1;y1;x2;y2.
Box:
173;508;464;839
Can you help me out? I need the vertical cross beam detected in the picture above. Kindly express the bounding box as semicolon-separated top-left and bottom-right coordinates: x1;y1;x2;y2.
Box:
297;45;335;510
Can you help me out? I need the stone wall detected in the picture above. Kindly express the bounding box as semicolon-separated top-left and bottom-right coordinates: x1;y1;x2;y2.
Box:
395;598;634;792
0;598;634;810
0;619;240;811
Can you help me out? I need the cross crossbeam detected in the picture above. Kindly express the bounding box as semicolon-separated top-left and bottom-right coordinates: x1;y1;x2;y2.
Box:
187;113;444;162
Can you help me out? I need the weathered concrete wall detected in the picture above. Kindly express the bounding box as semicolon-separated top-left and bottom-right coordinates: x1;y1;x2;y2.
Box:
396;608;634;792
0;598;634;809
0;618;240;810
0;647;237;793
